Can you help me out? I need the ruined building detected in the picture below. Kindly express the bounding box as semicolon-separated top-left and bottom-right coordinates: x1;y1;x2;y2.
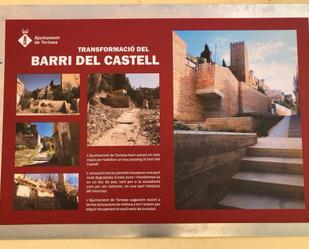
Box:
61;74;80;92
135;87;160;109
16;78;24;105
16;123;41;149
53;122;79;166
173;32;271;122
16;74;80;114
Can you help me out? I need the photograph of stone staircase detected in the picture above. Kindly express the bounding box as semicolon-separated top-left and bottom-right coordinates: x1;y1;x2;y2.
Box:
219;115;304;209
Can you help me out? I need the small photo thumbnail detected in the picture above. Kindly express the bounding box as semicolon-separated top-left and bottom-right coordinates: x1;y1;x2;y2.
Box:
15;122;79;167
17;74;80;115
14;173;79;211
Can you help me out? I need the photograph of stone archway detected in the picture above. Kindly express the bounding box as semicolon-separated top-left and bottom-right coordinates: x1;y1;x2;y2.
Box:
174;30;303;210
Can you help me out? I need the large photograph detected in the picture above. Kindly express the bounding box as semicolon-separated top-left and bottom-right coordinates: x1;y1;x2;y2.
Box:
87;73;160;146
174;30;303;209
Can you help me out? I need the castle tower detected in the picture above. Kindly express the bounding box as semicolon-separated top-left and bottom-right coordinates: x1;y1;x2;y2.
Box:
230;41;249;83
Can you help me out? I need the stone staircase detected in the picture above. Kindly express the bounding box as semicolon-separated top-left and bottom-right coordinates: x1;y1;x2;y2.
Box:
218;137;304;209
289;115;302;138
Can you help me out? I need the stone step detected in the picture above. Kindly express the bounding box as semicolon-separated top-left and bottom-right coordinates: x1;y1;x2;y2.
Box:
232;171;304;199
289;131;301;134
289;132;301;136
248;146;302;158
241;156;303;174
218;191;305;209
289;134;302;138
289;128;301;131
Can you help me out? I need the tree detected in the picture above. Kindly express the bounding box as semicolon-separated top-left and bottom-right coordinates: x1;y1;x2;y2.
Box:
258;85;265;95
200;43;212;63
222;59;227;67
195;57;205;64
112;74;131;91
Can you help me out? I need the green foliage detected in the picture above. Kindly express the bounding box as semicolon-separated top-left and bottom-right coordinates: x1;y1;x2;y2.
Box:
257;85;265;95
53;86;65;100
19;91;31;109
256;122;270;137
195;57;205;64
197;125;208;131
222;59;227;67
128;88;144;107
15;145;28;150
200;43;212;63
174;122;191;130
112;74;131;91
47;150;55;158
278;100;297;114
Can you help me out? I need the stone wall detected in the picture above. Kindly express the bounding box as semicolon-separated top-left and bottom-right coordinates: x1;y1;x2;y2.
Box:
203;117;259;132
62;74;80;92
274;103;292;116
15;123;39;149
196;63;215;90
16;78;24;105
240;81;270;113
213;65;239;117
53;122;79;166
174;130;257;209
29;100;70;113
173;32;205;122
16;134;38;149
230;41;249;83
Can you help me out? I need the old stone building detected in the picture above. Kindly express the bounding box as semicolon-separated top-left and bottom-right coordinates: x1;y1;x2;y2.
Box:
53;122;79;166
16;123;41;149
61;74;80;92
230;41;249;84
173;32;270;122
16;78;24;105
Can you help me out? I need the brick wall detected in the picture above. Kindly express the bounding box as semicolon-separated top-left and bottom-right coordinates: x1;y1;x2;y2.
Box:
230;42;249;83
240;81;270;113
196;63;215;90
213;65;239;117
173;32;205;122
174;130;257;209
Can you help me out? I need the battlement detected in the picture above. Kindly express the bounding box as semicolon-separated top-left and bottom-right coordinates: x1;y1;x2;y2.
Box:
230;41;245;46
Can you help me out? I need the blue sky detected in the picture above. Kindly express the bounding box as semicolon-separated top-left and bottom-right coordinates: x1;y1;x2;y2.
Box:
32;122;53;137
176;30;297;94
23;174;79;188
17;74;61;91
126;73;159;89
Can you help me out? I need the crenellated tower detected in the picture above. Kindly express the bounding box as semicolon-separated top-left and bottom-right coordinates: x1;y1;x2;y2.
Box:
230;41;249;83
